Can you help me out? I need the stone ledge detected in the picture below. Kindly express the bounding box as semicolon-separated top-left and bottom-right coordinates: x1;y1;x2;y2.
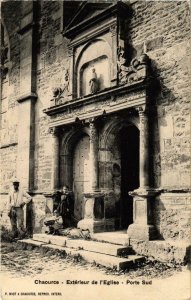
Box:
43;81;147;116
130;239;191;264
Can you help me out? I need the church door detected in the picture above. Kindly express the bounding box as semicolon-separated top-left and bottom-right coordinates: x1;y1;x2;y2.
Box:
73;135;90;222
120;125;139;229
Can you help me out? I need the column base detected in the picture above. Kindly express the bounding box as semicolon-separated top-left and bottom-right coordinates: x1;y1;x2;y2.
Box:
77;219;105;233
43;191;56;214
127;224;158;241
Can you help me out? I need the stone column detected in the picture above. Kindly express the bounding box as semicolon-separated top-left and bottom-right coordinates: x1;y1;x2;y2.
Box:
110;23;118;86
89;120;98;192
49;127;60;191
77;119;105;233
43;127;60;216
68;45;74;100
127;106;158;241
139;107;149;188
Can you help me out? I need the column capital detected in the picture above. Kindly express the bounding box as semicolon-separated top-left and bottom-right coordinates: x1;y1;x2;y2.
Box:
109;23;117;36
48;126;61;137
67;45;74;57
136;105;147;115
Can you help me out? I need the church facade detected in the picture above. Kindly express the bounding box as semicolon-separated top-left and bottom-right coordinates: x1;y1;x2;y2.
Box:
1;1;190;259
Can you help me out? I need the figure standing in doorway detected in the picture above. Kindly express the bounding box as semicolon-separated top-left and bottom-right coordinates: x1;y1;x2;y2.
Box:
56;185;74;228
89;68;98;94
7;178;32;238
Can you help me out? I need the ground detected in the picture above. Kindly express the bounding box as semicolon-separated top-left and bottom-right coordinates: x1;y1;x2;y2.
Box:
0;242;190;300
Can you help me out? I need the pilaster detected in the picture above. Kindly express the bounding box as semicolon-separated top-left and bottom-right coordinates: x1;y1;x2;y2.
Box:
49;127;61;191
77;119;105;232
16;3;37;190
127;106;158;240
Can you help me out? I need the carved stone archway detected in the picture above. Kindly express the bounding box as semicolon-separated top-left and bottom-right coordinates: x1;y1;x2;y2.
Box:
60;125;89;190
99;114;140;230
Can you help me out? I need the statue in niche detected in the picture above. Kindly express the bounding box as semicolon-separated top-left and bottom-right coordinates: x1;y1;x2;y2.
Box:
89;68;99;94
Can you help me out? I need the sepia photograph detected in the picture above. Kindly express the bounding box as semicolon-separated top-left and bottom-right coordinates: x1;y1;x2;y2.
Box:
0;0;191;299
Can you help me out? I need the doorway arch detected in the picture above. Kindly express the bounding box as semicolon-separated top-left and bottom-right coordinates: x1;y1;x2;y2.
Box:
100;116;140;230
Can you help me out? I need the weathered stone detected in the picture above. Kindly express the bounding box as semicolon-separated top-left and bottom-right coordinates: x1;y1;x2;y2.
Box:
1;1;190;263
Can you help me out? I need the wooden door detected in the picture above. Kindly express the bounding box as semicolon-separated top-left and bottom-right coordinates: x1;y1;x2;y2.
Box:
73;135;90;221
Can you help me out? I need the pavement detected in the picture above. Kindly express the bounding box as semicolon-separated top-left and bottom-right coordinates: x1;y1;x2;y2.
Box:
0;242;190;300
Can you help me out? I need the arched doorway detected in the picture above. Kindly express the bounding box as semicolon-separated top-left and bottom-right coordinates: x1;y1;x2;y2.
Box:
119;125;139;229
73;135;90;222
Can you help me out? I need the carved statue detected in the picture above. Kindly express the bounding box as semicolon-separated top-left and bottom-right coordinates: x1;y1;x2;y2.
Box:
89;68;98;94
117;46;150;85
51;69;70;106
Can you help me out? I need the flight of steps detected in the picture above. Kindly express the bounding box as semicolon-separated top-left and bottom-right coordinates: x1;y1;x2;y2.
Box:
17;233;145;271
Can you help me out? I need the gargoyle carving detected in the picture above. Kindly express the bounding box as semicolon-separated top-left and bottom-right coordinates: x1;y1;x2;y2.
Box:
117;47;150;85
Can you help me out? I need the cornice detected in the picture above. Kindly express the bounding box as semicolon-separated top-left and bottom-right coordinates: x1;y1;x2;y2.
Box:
43;80;147;117
17;93;37;103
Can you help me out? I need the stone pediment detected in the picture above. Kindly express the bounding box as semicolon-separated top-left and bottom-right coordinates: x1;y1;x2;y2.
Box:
43;1;154;124
64;1;130;40
64;1;112;36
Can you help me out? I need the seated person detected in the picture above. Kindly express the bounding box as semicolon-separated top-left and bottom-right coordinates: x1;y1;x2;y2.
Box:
44;210;63;235
57;185;74;228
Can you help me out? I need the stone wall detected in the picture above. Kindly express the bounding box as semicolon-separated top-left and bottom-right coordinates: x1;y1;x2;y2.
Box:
1;2;21;192
126;0;191;189
1;1;190;240
153;193;191;242
34;0;69;191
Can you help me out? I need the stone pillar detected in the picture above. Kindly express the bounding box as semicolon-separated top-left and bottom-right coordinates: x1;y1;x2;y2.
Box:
89;121;98;192
110;23;118;86
43;127;60;217
77;119;105;232
127;106;158;241
17;2;37;191
68;45;74;100
49;127;60;191
139;107;149;188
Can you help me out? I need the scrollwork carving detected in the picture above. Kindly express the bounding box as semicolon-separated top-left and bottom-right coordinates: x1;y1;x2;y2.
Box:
51;69;70;106
117;47;150;85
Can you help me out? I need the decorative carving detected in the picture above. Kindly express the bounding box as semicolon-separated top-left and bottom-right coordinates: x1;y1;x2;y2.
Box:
89;68;99;94
117;47;150;85
136;105;146;115
109;23;117;36
48;126;61;136
51;69;70;106
89;120;97;142
67;45;73;57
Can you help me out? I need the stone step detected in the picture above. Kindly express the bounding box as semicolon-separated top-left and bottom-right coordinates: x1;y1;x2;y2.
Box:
65;238;132;257
18;239;144;271
17;239;45;249
91;231;130;246
33;233;67;247
33;233;51;244
32;234;132;257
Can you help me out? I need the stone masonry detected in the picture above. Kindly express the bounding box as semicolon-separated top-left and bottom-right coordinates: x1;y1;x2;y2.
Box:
0;1;191;249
